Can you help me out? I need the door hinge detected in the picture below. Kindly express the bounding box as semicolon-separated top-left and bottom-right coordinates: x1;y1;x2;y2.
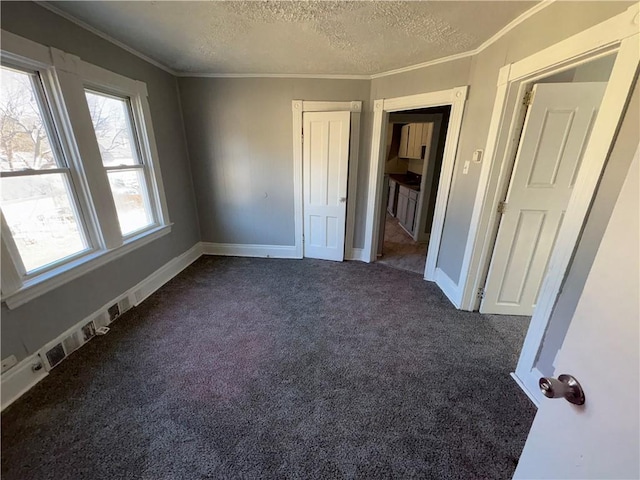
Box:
523;90;535;106
497;201;507;214
477;287;485;300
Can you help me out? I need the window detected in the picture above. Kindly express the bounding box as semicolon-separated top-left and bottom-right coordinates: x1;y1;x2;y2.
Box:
85;90;154;236
0;35;170;308
0;66;90;274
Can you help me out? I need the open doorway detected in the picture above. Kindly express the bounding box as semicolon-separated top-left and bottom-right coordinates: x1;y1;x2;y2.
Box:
376;106;451;275
363;86;468;292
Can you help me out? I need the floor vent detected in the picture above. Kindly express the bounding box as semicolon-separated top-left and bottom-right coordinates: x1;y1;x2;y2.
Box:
39;296;135;372
43;320;98;371
45;343;65;369
107;303;120;321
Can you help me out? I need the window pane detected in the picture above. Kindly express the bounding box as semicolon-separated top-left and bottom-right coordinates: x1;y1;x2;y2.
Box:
1;173;89;273
85;90;140;166
107;169;153;236
0;67;58;172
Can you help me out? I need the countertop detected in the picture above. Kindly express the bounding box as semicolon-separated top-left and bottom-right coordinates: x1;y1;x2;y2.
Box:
388;173;421;191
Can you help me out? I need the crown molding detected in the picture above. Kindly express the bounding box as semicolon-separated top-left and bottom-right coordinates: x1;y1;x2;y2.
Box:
370;0;556;80
36;0;555;81
35;1;178;76
369;50;475;80
477;0;556;53
177;72;371;80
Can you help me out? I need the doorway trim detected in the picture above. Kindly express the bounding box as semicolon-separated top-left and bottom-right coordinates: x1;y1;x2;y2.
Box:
292;100;362;260
456;4;639;404
363;87;469;288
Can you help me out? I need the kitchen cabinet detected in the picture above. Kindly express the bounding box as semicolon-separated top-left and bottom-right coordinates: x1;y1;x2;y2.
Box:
396;185;419;235
399;125;409;158
405;190;417;233
410;123;424;159
396;187;408;225
399;123;425;160
387;178;398;216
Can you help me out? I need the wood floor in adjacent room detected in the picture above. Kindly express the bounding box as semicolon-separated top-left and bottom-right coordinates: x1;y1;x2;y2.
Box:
378;213;428;275
1;256;535;479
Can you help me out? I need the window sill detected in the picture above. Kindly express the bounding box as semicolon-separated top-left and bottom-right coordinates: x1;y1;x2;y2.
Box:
2;224;172;310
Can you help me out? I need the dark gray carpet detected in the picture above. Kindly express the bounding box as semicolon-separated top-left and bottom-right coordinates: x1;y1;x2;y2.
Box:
1;256;535;479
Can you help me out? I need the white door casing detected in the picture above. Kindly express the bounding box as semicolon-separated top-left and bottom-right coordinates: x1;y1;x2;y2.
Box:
302;111;350;261
364;87;469;303
514;146;639;480
481;82;607;315
460;6;639;316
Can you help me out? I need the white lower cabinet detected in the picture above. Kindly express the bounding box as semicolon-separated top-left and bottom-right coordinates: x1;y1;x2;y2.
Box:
387;179;398;216
396;188;408;225
396;185;419;236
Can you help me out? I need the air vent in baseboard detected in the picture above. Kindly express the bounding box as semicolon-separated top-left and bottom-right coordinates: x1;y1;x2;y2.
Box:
107;303;120;321
45;343;65;369
43;320;98;371
40;296;135;372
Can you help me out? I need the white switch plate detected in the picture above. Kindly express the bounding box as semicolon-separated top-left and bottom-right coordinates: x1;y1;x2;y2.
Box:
1;355;17;374
463;160;470;175
472;149;483;163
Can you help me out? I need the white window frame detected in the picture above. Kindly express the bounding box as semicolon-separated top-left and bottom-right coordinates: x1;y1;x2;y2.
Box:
0;30;171;309
83;81;163;240
0;60;96;277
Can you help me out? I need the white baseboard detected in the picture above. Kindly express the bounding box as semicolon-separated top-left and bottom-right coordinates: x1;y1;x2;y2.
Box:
433;267;463;308
133;242;202;305
201;242;299;259
0;353;48;411
346;247;368;262
1;242;203;412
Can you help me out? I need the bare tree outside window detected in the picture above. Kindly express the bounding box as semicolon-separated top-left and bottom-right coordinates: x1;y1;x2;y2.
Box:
0;67;56;172
85;90;153;236
0;66;88;273
85;91;138;167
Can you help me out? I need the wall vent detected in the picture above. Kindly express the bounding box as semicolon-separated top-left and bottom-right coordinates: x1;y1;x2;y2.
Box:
39;296;135;372
45;344;65;369
81;321;96;341
107;303;120;321
43;320;98;371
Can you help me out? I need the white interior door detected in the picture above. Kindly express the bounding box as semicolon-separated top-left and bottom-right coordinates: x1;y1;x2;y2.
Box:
303;111;350;261
514;148;639;479
481;82;607;315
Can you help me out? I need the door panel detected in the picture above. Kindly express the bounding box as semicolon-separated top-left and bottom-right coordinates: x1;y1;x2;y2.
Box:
410;123;423;159
399;124;409;158
514;149;639;479
303;111;350;261
481;82;606;315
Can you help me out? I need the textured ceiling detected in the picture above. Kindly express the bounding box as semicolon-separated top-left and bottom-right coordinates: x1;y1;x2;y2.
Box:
47;1;537;76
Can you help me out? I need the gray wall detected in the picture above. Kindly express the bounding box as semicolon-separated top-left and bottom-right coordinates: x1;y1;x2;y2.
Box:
537;78;639;375
1;2;200;362
178;77;370;246
1;1;634;364
369;1;633;284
